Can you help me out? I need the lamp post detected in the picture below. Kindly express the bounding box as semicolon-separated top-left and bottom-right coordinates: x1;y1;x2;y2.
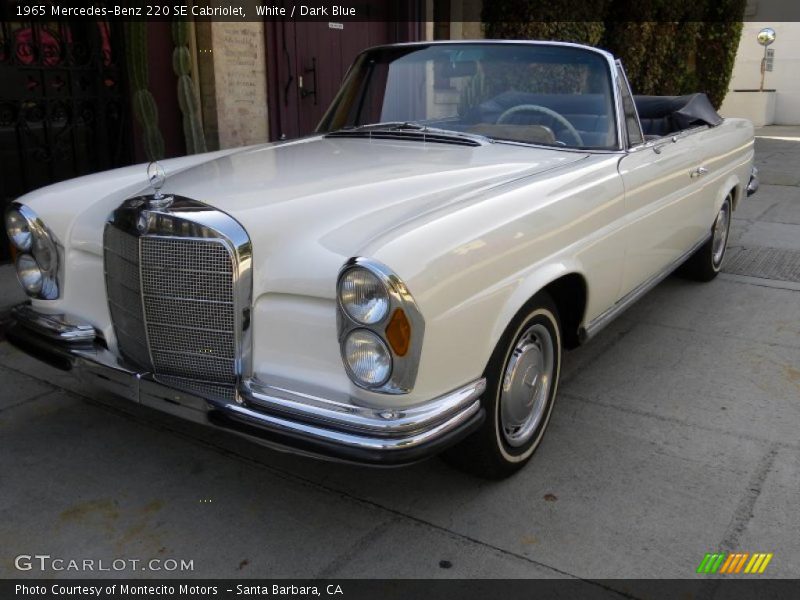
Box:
757;27;776;92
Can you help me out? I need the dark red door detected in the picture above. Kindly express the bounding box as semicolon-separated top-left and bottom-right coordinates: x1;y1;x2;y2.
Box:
267;13;422;140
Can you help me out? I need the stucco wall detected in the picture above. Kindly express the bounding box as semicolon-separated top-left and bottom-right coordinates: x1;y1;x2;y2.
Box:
423;0;484;41
210;22;270;147
723;22;800;125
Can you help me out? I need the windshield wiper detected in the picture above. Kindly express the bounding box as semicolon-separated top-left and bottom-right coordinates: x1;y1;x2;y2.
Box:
342;121;425;131
333;122;490;144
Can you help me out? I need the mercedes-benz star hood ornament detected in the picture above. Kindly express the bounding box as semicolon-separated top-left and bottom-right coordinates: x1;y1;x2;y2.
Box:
146;161;173;209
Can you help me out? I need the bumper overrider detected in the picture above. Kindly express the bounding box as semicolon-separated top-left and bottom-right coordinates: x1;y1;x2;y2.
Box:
747;166;759;197
6;304;485;465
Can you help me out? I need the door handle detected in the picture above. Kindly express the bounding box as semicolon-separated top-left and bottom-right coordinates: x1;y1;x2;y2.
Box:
282;45;294;107
299;57;317;104
690;166;709;178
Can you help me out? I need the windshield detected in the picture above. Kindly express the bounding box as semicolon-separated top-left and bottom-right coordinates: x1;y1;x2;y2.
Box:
318;43;618;150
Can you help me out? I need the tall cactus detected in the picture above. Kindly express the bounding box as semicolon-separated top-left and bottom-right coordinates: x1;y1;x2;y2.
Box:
125;22;165;161
172;20;207;154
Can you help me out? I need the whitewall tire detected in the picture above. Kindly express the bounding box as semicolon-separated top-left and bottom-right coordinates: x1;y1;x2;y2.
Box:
443;292;562;479
681;193;733;282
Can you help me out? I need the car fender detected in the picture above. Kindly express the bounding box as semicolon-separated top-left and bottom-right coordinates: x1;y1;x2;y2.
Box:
716;172;741;213
489;257;586;354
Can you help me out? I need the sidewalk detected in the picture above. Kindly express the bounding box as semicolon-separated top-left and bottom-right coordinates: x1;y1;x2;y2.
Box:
754;125;800;187
0;264;24;330
726;126;800;286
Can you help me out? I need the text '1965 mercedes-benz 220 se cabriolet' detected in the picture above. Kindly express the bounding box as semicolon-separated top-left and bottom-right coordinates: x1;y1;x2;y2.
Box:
5;41;758;478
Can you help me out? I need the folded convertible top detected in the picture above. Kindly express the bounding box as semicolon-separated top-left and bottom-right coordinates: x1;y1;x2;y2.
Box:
634;93;723;134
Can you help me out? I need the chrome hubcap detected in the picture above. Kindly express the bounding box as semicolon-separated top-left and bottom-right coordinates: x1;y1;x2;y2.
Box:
500;323;555;447
712;200;731;267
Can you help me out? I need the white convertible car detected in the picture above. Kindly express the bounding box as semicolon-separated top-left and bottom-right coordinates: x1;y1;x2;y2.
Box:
5;41;757;477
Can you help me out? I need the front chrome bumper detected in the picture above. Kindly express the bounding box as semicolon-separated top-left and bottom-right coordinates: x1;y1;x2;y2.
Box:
6;304;485;465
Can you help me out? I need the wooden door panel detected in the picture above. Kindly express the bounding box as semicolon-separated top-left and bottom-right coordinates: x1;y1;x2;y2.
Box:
267;17;418;140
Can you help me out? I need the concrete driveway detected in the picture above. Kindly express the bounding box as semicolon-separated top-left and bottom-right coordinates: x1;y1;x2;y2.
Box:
1;128;798;583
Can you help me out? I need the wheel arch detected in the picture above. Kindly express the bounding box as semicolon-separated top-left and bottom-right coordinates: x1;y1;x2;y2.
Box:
719;173;741;212
489;265;589;358
541;272;588;350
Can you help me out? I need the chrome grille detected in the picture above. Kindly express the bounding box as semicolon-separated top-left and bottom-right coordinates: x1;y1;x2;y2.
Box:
151;350;235;382
104;226;151;369
143;296;235;332
141;238;234;303
155;375;237;403
141;237;236;383
104;223;238;386
146;323;235;358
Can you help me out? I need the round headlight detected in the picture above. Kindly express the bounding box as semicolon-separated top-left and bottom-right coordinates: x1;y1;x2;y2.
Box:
5;207;32;252
32;234;55;272
15;253;43;296
344;329;392;386
339;268;389;325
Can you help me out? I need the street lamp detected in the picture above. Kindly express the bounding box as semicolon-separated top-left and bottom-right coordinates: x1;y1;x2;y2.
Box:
757;27;776;92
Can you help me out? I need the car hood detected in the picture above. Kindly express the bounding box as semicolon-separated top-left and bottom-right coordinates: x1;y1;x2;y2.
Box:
165;136;587;296
25;135;588;298
160;135;586;219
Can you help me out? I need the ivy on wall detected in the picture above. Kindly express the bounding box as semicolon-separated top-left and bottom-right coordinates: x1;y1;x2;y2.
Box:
482;0;746;109
695;0;746;109
483;0;609;46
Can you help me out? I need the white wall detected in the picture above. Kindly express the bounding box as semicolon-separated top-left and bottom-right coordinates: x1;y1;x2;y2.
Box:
210;22;269;148
725;22;800;125
423;0;484;41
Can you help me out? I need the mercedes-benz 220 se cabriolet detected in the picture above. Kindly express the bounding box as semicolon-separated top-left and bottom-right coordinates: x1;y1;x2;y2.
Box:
5;41;758;478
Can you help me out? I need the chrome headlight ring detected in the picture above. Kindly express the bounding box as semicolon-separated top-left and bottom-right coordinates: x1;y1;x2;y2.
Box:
339;267;390;325
336;257;425;394
5;202;60;300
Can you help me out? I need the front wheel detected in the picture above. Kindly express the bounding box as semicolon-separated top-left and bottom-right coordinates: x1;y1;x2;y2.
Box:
680;194;732;282
443;293;562;479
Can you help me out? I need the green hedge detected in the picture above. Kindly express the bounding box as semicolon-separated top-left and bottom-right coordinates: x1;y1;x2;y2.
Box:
695;0;746;109
483;1;609;46
482;0;746;109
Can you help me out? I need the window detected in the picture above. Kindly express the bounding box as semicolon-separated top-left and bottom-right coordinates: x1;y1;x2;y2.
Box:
616;63;644;147
320;44;619;150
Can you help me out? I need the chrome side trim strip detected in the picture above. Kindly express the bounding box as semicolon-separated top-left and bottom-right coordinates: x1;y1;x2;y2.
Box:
579;234;711;341
626;125;710;154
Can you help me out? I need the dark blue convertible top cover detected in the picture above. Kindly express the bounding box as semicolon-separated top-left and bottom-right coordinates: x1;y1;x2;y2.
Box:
634;93;723;137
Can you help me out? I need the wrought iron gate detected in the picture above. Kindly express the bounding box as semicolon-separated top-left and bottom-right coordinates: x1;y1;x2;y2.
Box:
0;18;130;261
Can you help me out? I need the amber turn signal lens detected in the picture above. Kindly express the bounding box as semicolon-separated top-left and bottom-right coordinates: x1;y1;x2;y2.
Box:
385;308;411;356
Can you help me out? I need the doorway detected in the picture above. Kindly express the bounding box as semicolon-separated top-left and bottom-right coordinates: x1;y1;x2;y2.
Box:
267;14;423;140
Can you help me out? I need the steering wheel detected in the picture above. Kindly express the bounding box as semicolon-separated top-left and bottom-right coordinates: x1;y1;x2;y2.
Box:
496;104;584;146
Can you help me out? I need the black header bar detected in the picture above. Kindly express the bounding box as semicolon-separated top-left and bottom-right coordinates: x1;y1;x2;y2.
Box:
3;0;800;22
5;579;800;600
